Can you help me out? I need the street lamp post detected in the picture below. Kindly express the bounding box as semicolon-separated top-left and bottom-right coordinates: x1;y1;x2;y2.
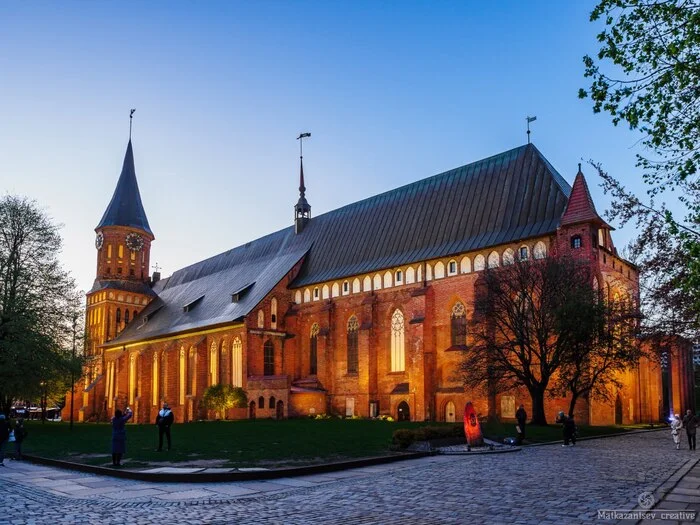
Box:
70;313;77;431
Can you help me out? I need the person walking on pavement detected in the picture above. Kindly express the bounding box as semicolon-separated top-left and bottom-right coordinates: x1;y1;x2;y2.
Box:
0;414;9;466
111;407;133;466
155;402;174;451
515;404;527;445
671;413;683;450
682;409;697;451
13;419;27;460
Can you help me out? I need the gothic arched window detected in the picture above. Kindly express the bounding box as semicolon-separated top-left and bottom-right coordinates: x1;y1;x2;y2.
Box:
231;337;243;387
347;316;359;374
390;309;405;372
263;340;274;376
310;323;319;375
451;302;467;346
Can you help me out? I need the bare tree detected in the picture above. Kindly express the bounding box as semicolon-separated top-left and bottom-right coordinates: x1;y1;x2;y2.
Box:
551;283;643;417
459;255;638;425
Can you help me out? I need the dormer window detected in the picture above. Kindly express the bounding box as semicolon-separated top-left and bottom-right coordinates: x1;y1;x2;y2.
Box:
395;270;403;284
313;287;320;300
342;281;349;295
519;246;528;260
231;282;255;303
183;295;205;313
571;235;582;249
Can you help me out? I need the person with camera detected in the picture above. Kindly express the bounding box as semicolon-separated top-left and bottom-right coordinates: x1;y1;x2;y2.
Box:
111;406;133;467
155;402;174;451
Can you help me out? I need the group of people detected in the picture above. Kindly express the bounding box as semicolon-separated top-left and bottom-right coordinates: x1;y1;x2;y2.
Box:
0;414;27;465
110;402;174;467
514;405;577;447
670;410;698;450
556;411;577;446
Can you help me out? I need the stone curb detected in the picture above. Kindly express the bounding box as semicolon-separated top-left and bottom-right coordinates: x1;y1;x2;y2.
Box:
437;445;521;455
629;457;700;525
21;450;432;483
520;427;666;448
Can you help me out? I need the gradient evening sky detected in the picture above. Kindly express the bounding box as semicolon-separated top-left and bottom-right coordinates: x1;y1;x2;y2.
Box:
0;2;653;293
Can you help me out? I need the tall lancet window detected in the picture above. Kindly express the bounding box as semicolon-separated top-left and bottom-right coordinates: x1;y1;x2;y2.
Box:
347;316;359;374
232;337;243;387
310;323;319;375
451;302;467;346
390;309;405;372
263;340;274;376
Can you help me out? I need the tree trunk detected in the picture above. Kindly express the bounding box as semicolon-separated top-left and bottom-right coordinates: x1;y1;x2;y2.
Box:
568;393;579;418
529;389;547;425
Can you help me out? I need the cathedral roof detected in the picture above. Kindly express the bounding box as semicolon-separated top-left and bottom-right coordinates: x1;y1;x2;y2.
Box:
96;140;153;236
108;143;573;346
559;167;608;227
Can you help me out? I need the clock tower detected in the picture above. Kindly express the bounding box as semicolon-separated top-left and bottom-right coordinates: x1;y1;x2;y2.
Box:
85;139;156;378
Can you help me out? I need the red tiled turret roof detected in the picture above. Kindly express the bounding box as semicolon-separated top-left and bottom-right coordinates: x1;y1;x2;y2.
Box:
560;166;609;227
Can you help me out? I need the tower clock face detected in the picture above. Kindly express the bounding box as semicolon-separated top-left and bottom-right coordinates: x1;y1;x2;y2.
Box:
95;232;104;250
125;232;144;252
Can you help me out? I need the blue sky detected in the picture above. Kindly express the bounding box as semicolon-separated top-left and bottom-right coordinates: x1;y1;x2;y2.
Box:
0;2;652;292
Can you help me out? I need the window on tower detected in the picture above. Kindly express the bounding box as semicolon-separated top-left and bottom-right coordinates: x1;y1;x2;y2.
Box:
571;235;582;249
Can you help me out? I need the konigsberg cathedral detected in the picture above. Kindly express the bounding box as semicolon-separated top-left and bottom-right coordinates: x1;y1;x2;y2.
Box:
64;138;681;426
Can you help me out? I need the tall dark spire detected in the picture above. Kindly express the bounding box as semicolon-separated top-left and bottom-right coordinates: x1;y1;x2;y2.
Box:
294;133;311;234
96;140;153;236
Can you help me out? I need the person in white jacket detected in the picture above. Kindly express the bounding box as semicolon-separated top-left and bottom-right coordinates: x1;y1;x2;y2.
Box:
671;414;683;450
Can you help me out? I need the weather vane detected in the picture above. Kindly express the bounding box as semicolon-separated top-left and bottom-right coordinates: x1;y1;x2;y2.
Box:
297;132;311;159
526;116;537;144
130;108;136;139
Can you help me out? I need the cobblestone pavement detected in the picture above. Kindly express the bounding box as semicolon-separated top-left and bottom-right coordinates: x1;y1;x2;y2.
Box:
0;430;698;524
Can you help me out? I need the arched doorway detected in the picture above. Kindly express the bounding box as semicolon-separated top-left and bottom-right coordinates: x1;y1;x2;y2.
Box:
445;401;456;423
249;401;256;420
615;394;623;425
397;401;410;421
276;400;284;420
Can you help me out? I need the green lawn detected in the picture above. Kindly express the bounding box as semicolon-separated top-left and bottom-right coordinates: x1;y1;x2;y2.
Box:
19;418;643;469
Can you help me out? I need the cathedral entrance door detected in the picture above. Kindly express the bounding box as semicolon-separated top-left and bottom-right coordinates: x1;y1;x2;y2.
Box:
445;401;455;423
397;401;410;421
249;401;256;420
276;400;284;420
615;394;623;425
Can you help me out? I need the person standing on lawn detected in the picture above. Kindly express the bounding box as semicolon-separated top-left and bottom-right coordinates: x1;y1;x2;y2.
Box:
111;407;133;466
515;404;527;445
155;402;174;451
0;414;9;466
13;419;27;460
682;409;697;451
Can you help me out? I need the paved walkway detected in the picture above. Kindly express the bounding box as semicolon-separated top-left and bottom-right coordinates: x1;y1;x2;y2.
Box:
0;430;697;524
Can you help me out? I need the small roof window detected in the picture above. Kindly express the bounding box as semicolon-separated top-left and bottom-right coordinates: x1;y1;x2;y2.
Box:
183;295;205;313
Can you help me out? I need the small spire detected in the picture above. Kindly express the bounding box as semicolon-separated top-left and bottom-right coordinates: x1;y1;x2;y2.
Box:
578;162;582;174
129;109;136;140
294;133;312;234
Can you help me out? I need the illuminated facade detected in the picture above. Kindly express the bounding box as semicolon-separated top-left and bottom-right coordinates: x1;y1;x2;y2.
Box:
64;139;674;425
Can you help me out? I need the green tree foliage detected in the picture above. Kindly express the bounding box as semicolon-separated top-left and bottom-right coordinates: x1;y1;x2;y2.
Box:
0;196;83;415
581;1;700;334
459;256;639;425
201;384;248;419
581;0;700;188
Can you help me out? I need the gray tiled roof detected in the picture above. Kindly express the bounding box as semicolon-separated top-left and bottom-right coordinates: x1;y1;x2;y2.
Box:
107;143;571;346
